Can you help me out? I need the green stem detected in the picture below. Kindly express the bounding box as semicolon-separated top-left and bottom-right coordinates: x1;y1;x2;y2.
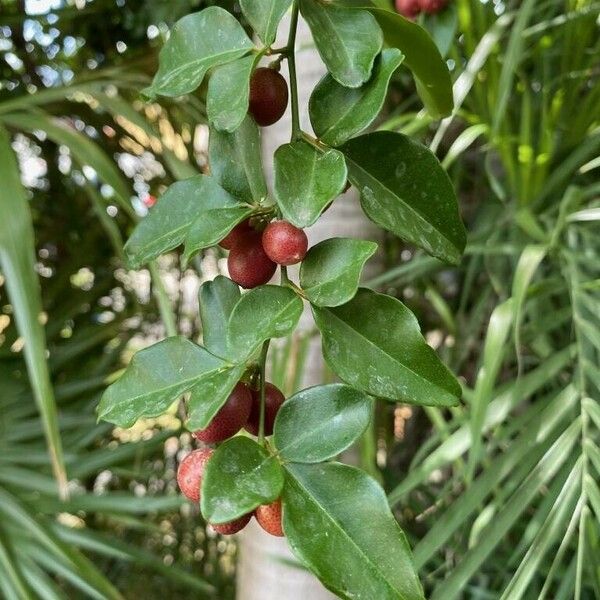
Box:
286;1;301;140
149;261;177;337
258;340;271;445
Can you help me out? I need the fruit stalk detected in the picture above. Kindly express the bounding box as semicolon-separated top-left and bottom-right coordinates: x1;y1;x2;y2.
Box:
286;1;301;140
257;339;271;445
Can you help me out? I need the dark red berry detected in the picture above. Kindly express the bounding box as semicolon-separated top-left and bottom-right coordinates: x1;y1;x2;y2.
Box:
227;232;277;289
219;218;254;250
193;382;252;443
176;448;214;502
211;513;252;535
418;0;447;13
262;221;308;266
255;499;284;537
245;382;285;437
249;68;289;127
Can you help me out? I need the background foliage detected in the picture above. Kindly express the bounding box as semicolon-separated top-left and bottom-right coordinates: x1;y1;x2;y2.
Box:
0;0;598;598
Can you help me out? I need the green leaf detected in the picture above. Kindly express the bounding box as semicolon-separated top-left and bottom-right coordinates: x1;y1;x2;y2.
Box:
209;115;268;202
273;384;373;463
142;7;254;99
340;131;466;264
201;437;284;524
299;0;383;88
312;288;461;406
240;0;293;45
227;285;304;362
124;175;242;268
182;200;253;266
423;4;458;59
274;141;348;227
283;462;424;600
186;363;247;431
0;125;67;494
309;48;404;146
300;238;378;307
98;337;229;428
207;55;257;133
199;276;241;358
345;3;453;117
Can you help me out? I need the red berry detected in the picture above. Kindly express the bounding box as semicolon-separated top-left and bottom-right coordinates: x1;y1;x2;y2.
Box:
255;499;284;537
262;221;308;266
143;194;157;208
227;232;277;289
418;0;447;13
211;513;252;535
176;448;214;502
219;219;254;250
193;382;252;443
249;68;289;127
245;382;285;437
395;0;421;17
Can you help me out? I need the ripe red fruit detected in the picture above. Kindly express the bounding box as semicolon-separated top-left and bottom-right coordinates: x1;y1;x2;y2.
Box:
262;221;308;266
245;382;286;437
395;0;421;17
249;67;289;127
193;382;252;443
255;499;284;537
418;0;447;13
176;448;214;502
211;513;252;535
219;219;254;250
227;232;277;288
143;194;157;208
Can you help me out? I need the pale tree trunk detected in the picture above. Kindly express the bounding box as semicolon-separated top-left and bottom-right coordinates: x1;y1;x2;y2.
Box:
235;15;382;600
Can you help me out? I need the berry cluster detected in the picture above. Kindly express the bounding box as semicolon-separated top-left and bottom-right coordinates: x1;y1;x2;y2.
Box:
177;381;286;536
395;0;448;19
224;218;308;289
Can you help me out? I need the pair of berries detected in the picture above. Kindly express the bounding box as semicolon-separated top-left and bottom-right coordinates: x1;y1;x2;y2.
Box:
192;381;285;444
395;0;448;18
222;219;308;289
178;448;284;536
176;381;286;535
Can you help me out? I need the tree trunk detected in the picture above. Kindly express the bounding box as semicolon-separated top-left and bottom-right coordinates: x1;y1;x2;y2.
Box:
236;15;381;600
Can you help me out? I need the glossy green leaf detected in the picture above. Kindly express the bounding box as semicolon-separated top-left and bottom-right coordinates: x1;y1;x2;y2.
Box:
341;131;466;264
0;125;67;493
309;48;404;146
186;363;247;431
207;55;256;133
240;0;293;45
227;286;303;362
201;437;284;524
313;288;461;406
142;7;254;99
198;276;241;358
283;462;424;600
335;2;453;117
273;384;373;463
98;337;229;427
182;201;253;266
274;141;348;227
124;175;242;268
299;0;383;88
209;115;268;202
300;238;378;307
